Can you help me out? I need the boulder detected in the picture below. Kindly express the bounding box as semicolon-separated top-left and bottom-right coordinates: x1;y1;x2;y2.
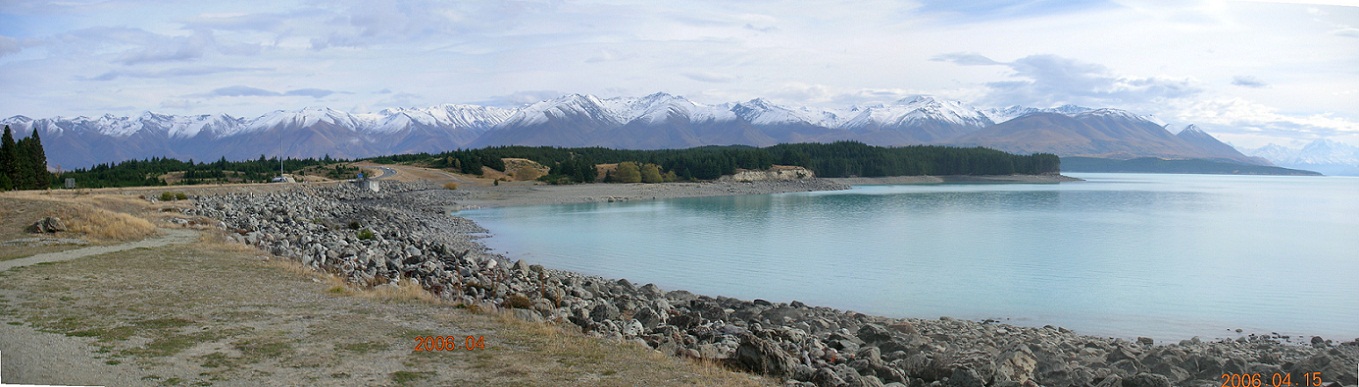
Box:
857;323;894;344
589;302;620;322
732;332;797;377
949;367;986;387
994;344;1039;384
29;217;68;233
1121;372;1171;387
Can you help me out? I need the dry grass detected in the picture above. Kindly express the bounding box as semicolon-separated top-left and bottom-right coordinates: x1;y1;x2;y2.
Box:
51;202;157;241
0;193;157;243
443;182;458;190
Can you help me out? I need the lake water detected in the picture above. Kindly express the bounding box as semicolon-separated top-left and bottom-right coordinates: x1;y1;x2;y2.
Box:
459;173;1359;341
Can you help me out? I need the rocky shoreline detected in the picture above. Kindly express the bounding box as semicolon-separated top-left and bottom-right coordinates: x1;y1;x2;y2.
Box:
186;181;1358;387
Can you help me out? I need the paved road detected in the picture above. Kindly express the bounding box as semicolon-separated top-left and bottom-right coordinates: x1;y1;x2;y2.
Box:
371;166;396;180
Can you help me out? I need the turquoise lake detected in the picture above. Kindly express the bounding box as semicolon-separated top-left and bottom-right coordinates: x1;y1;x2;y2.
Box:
459;173;1359;341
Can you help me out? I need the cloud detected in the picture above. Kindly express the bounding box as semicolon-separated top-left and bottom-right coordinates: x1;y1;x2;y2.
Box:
89;66;269;81
914;0;1118;22
284;88;335;98
1333;26;1359;38
1232;75;1267;88
204;85;280;97
937;53;1201;108
1178;98;1359;141
0;35;21;57
195;86;338;99
931;52;1002;66
473;90;564;107
681;71;739;83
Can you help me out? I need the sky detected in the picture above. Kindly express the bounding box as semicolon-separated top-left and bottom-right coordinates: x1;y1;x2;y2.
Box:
0;0;1356;149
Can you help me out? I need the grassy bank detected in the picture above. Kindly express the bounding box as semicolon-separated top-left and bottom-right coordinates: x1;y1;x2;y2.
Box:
0;193;772;386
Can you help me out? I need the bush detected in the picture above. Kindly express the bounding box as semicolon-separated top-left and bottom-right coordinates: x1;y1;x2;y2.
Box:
347;221;361;230
357;228;375;240
443;182;458;190
174;192;188;200
159;192;175;201
502;293;533;309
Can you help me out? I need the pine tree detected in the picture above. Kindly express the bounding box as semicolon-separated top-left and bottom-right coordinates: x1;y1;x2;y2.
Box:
0;126;16;190
26;128;49;189
12;136;33;189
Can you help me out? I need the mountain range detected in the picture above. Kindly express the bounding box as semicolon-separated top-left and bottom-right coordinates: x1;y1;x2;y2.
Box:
1246;139;1359;176
2;92;1266;170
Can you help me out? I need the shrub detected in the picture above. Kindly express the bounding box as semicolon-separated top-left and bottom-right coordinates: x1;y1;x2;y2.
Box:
174;192;188;201
347;221;361;230
503;293;533;309
443;182;458;190
159;192;175;201
357;229;375;240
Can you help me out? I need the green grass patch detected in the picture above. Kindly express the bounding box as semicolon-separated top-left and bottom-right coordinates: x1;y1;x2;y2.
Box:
390;370;435;386
134;317;195;330
232;336;295;362
339;340;388;354
198;352;233;369
69;325;137;342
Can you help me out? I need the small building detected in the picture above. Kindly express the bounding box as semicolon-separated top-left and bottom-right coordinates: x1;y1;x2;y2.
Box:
356;179;380;192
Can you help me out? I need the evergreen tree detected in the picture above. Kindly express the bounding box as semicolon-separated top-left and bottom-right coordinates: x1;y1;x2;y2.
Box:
26;128;49;189
13;136;33;188
0;126;14;190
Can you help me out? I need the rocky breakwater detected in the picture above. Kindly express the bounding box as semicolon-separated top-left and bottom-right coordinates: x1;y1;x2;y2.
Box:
189;182;1359;387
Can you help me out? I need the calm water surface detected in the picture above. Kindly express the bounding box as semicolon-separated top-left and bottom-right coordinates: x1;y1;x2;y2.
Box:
459;173;1359;340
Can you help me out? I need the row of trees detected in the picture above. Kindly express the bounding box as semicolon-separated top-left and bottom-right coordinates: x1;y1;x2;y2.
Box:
417;142;1059;183
55;155;350;188
39;141;1059;189
1;126;51;190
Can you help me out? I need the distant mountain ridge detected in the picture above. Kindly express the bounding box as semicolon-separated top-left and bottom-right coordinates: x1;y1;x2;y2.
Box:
1246;139;1359;176
3;92;1263;170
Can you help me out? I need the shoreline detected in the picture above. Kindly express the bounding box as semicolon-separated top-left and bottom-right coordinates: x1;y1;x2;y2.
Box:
448;174;1083;210
184;180;1358;386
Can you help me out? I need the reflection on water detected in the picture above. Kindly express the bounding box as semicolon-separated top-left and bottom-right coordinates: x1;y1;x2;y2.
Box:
460;173;1359;340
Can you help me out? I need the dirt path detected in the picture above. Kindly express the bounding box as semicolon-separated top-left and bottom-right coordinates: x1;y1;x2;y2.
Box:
0;228;197;272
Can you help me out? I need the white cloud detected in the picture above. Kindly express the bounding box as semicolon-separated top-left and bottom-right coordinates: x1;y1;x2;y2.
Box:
0;0;1353;147
936;53;1201;109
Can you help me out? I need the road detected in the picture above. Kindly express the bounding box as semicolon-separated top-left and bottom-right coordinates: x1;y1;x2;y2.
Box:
370;166;396;180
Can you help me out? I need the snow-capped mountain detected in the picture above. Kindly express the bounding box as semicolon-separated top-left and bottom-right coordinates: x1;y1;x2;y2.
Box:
1247;139;1359;175
2;104;513;169
1;92;1265;170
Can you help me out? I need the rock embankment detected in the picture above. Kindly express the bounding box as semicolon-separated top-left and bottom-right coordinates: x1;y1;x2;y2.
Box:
188;182;1358;387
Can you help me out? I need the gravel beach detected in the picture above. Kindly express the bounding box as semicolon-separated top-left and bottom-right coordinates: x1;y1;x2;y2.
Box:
179;178;1358;387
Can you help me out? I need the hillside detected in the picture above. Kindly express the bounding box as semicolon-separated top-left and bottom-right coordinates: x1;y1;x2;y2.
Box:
5;92;1259;170
1061;157;1321;175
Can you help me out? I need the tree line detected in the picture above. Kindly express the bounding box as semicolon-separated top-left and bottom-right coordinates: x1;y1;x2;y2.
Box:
33;141;1058;189
54;154;350;188
399;142;1059;183
1;125;51;190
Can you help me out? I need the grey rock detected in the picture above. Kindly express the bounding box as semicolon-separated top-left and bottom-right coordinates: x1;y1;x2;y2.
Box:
1121;372;1171;387
733;332;797;377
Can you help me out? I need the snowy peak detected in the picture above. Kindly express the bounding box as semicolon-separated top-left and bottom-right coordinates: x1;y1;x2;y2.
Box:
369;104;513;134
1247;139;1359;174
983;104;1095;123
499;93;630;127
844;96;993;130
